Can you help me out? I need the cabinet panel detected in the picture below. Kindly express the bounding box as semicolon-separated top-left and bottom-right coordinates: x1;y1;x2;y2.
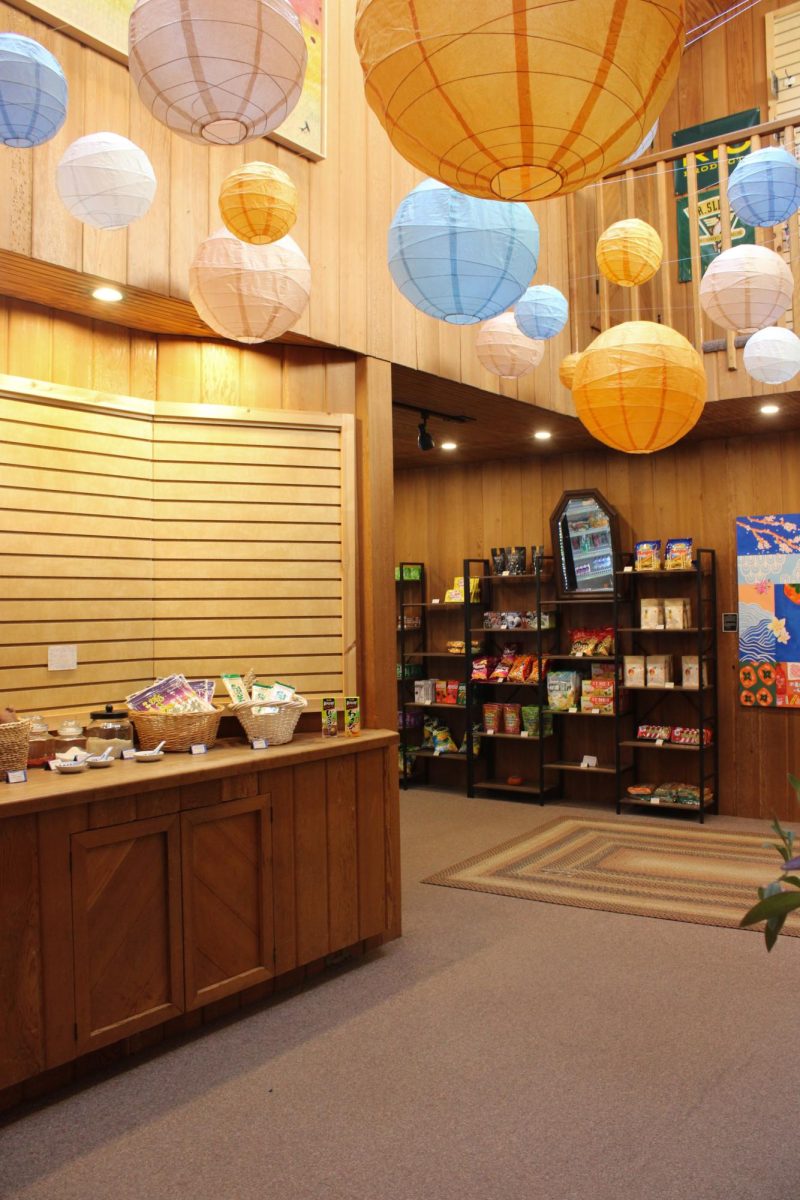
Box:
0;815;44;1088
181;794;274;1010
71;815;184;1052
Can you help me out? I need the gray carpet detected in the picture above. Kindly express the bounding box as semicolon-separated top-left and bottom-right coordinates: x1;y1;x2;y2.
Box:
1;789;797;1200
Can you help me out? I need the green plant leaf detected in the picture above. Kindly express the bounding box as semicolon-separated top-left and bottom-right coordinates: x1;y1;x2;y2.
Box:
740;890;800;928
765;914;786;952
788;773;800;801
780;875;800;889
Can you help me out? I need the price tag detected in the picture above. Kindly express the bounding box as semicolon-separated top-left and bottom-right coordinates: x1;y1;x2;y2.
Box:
623;566;633;573
656;738;664;747
650;797;661;805
502;570;510;576
424;700;432;706
486;729;495;736
575;650;584;657
581;755;598;769
434;747;443;756
664;681;675;689
251;738;269;750
122;748;137;760
6;768;26;783
568;706;578;714
190;743;207;755
432;598;440;604
520;730;529;738
591;708;599;715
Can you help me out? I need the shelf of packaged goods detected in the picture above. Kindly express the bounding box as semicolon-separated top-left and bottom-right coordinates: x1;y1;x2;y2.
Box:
618;626;712;634
544;653;617;662
475;731;553;741
470;626;556;635
625;684;714;693
404;651;467;658
425;603;465;611
470;680;541;688
620;794;713;812
550;596;623;606
619;739;714;752
571;546;611;561
616;569;709;578
545;708;615;717
480;573;556;585
405;702;466;711
413;749;467;762
472;781;558;797
543;760;622;774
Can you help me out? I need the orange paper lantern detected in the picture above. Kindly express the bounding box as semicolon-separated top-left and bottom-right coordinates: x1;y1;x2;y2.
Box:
596;219;663;287
573;322;706;453
475;313;544;378
559;351;581;390
354;0;684;201
219;162;298;245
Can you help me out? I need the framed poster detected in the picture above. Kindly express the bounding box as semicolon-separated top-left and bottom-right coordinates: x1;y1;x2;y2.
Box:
737;513;800;708
8;0;325;159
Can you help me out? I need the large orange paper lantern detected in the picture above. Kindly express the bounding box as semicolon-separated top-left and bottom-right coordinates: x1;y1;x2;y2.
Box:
573;322;706;453
699;245;794;333
354;0;684;201
219;162;298;245
475;313;544;378
559;351;581;390
596;219;663;287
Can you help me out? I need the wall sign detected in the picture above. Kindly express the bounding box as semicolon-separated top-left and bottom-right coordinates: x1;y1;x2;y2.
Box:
737;513;800;708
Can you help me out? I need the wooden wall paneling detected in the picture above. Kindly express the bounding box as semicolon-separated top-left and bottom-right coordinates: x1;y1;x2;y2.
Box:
356;748;388;940
0;8;34;257
279;147;312;339
325;755;359;948
156;337;207;405
238;345;285;410
292;760;330;965
685;153;706;351
0;815;44;1089
364;114;393;361
7;301;52;380
91;318;133;395
31;25;83;271
130;332;158;401
168;136;210;300
81;52;129;284
51;312;93;390
389;154;421;371
337;0;368;357
127;76;171;295
267;765;297;975
200;341;242;408
323;353;357;416
281;344;327;411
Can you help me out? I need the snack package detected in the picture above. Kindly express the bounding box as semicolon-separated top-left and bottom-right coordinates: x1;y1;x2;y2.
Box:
640;598;664;629
483;611;505;630
624;655;646;688
414;679;436;704
547;671;581;711
446;640;465;654
528;656;550;685
321;697;338;737
627;784;655;798
187;679;216;704
637;724;672;741
665;538;693;570
471;656;497;681
502;703;521;735
482;703;503;733
581;679;614;697
569;627;614;656
664;598;691;630
445;679;460;704
422;717;436;748
505;546;526;575
681;655;708;689
646;655;673;687
458;725;482;756
490;548;506;575
489;645;520;681
435;679;448;703
344;696;361;736
670;726;713;746
508;655;534;683
432;726;458;755
253;680;296;705
591;662;616;680
635;540;662;571
521;705;540;736
581;692;614;713
502;611;523;629
127;674;215;714
457;683;467;706
221;673;250;706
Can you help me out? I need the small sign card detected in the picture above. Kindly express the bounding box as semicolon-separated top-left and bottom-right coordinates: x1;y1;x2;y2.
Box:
664;681;675;689
251;738;269;750
122;748;137;760
190;743;207;755
568;706;578;714
520;730;529;738
580;755;598;770
6;768;26;783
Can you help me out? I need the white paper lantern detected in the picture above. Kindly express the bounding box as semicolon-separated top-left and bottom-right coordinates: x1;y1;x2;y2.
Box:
129;0;307;145
56;133;156;229
743;326;800;385
699;245;794;333
189;228;311;343
476;313;544;378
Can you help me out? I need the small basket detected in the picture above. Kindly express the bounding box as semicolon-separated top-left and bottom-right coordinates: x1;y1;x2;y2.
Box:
232;696;307;746
130;709;222;752
0;720;31;772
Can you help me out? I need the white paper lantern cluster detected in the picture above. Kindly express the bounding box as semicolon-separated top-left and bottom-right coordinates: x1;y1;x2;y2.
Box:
56;133;156;229
476;313;544;378
743;327;800;385
699;245;794;333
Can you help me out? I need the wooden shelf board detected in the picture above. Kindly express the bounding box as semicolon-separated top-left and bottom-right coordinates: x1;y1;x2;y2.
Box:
619;739;714;752
476;731;553;741
413;749;466;762
473;781;556;796
405;702;466;710
543;761;618;774
620;795;713;812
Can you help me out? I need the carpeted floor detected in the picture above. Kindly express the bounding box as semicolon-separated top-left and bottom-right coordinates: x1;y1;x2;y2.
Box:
1;790;798;1200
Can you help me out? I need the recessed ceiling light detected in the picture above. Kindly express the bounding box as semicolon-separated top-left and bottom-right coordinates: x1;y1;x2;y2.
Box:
533;429;552;441
441;441;457;451
92;285;123;303
760;403;780;415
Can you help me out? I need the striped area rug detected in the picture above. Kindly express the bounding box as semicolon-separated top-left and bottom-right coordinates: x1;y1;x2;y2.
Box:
424;815;800;935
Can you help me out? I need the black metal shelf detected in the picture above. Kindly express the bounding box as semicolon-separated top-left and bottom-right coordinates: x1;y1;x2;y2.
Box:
543;760;622;775
473;780;558;797
619;739;714;752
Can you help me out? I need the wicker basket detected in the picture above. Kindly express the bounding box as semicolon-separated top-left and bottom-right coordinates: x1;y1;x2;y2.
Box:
0;719;31;772
232;696;307;746
130;709;222;752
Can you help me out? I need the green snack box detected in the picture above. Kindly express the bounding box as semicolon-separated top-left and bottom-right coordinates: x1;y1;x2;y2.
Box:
322;697;338;738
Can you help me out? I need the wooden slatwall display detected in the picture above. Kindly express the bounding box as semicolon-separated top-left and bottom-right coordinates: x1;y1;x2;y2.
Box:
767;2;800;122
0;379;356;715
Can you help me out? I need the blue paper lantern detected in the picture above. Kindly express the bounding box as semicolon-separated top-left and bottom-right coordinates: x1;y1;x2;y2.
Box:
514;285;569;340
0;34;67;148
387;179;539;324
728;147;800;228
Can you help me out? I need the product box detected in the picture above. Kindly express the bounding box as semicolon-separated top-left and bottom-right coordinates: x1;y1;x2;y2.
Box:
414;679;436;704
435;679;448;703
591;662;616;680
321;697;338;737
344;696;361;736
580;692;614;713
681;655;708;689
624;655;646;688
581;678;614;698
664;597;691;630
646;654;673;687
640;598;664;629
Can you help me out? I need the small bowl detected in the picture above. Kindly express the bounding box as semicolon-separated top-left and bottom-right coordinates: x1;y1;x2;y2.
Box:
55;761;88;774
87;758;114;769
135;750;165;762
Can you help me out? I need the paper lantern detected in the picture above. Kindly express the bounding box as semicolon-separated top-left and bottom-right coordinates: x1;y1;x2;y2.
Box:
624;119;659;163
559;351;581;390
129;0;307;145
514;286;568;340
0;34;67;148
56;133;156;230
354;0;684;202
699;245;794;333
728;147;800;228
189;229;311;343
388;179;539;324
573;322;706;453
596;219;663;287
475;313;544;378
743;327;800;385
219;162;298;245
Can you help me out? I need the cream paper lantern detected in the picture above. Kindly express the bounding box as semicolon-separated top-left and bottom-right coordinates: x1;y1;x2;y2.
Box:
743;326;800;385
129;0;307;145
189;229;311;343
56;133;156;229
559;351;581;390
699;245;794;333
476;313;544;378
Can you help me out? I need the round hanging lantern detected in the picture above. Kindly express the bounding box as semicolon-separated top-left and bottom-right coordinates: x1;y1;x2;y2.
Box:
475;313;544;378
573;321;706;453
743;326;800;385
219;162;298;245
624;119;659;163
129;0;307;145
728;147;800;228
559;351;581;390
699;245;794;332
189;229;311;343
56;133;156;230
354;0;684;202
596;219;663;287
0;34;67;148
388;179;539;324
514;285;568;340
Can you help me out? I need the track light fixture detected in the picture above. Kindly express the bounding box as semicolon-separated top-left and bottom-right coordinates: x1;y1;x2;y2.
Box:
417;412;435;452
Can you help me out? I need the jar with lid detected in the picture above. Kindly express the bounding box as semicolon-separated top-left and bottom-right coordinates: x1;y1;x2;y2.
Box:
86;704;133;758
53;717;87;755
27;715;55;768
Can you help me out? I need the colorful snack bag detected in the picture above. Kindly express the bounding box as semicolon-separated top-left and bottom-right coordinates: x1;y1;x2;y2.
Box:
457;683;467;706
508;655;534;683
221;673;251;706
471;656;496;680
435;679;448;703
432;726;458;755
502;704;521;735
344;696;361;736
635;540;662;571
446;680;460;704
665;538;693;570
321;697;338;737
521;706;540;735
482;703;502;733
637;724;672;741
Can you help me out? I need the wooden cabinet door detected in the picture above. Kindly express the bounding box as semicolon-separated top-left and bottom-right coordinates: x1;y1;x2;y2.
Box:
71;815;184;1053
181;793;274;1010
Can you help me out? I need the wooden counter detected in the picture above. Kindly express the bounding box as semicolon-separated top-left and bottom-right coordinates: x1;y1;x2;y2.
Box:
0;731;399;1099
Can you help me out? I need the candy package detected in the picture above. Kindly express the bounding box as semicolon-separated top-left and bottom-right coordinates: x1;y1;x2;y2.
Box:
569;627;615;656
508;655;534;683
670;726;713;746
635;540;662;571
445;680;460;704
490;548;506;575
637;724;672;742
457;683;467;706
435;679;448;703
665;538;693;570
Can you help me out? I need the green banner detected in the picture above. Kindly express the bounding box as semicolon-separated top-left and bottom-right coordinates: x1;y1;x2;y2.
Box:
672;108;760;195
676;186;756;282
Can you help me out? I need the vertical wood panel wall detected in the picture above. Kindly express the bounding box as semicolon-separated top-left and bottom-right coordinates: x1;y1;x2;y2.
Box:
394;437;800;824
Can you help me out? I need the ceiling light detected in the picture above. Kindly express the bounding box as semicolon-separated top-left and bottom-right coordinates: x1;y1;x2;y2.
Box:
441;441;457;451
533;429;552;441
760;403;780;415
92;285;123;303
417;413;435;452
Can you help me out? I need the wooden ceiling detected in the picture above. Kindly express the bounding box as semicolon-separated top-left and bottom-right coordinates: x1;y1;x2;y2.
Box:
685;0;731;29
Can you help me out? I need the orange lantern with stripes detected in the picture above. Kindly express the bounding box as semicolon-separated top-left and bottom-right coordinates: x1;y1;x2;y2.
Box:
573;322;706;453
219;162;298;245
354;0;685;201
559;351;581;390
596;219;663;287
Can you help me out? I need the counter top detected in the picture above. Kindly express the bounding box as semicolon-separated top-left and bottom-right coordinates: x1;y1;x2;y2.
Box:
0;730;398;820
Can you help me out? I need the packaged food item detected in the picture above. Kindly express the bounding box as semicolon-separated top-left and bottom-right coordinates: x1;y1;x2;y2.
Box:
521;705;540;736
444;575;481;603
635;540;662;571
502;611;522;629
505;546;526;575
670;726;713;746
321;697;338;737
547;671;581;711
624;655;646;688
652;782;712;806
445;679;460;704
591;662;616;679
458;725;482;756
27;715;54;768
432;726;458;755
527;656;550;685
344;696;361;736
414;679;436;704
491;548;506;575
581;688;614;713
681;656;708;689
489;646;520;681
53;717;87;755
435;679;449;703
85;705;133;758
396;662;424;679
187;679;216;704
482;703;502;733
457;683;467;706
472;656;496;680
640;598;664;629
582;679;614;697
483;611;505;630
221;673;250;706
569;627;615;656
664;538;693;570
502;704;521;735
637;724;672;741
627;784;655;798
253;680;296;704
422;717;436;747
128;674;215;713
664;598;691;630
446;640;464;654
646;655;673;687
508;655;534;683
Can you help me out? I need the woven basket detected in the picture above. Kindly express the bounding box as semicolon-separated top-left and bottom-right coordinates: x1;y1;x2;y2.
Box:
130;709;222;752
232;696;307;746
0;720;31;772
